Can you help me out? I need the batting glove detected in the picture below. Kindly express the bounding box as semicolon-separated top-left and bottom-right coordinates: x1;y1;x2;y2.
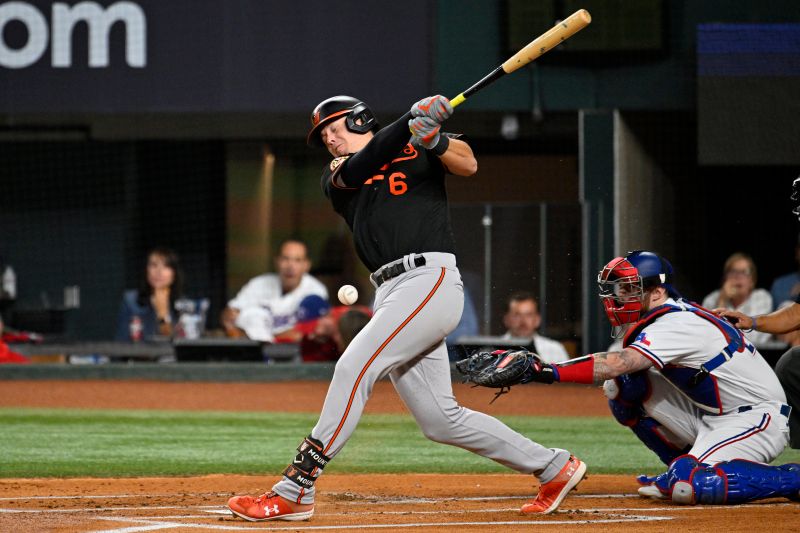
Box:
409;116;442;150
410;95;453;122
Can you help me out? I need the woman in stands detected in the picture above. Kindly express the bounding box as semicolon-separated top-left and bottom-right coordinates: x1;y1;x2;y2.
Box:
115;247;184;341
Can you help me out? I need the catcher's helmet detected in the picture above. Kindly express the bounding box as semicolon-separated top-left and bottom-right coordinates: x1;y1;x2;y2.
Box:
597;250;679;329
307;95;378;148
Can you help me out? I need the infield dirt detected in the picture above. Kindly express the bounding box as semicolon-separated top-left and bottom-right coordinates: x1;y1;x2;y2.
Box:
1;380;797;532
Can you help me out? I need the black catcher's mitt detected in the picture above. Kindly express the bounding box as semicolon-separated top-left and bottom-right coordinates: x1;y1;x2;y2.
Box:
455;349;556;392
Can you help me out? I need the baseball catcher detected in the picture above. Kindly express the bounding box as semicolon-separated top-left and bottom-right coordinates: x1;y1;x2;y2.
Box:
459;250;800;506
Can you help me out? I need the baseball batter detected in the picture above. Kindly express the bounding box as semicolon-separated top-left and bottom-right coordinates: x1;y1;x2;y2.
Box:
227;95;586;521
480;250;799;505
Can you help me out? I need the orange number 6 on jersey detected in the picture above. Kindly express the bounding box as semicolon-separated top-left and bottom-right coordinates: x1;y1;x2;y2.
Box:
389;172;407;196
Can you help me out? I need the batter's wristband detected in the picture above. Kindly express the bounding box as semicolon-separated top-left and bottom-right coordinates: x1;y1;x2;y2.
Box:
553;354;595;384
431;134;450;156
743;315;757;332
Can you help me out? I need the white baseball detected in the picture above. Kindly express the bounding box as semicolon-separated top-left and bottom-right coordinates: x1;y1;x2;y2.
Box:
337;284;358;305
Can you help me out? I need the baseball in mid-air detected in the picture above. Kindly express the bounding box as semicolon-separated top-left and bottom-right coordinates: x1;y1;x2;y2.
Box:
337;284;358;305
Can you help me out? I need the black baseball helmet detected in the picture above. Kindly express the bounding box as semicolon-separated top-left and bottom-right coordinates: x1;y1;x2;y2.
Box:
307;96;378;148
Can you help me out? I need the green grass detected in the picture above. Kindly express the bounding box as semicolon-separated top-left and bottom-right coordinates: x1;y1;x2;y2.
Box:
1;407;798;478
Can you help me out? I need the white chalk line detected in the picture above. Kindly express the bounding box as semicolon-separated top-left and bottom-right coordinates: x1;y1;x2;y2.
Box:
140;500;795;519
300;493;637;505
1;493;793;515
0;491;636;504
3;492;795;533
90;514;673;532
0;494;674;533
0;493;228;501
0;504;220;513
91;522;183;533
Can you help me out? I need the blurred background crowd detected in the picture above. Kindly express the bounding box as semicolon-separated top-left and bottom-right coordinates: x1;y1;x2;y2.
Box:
1;0;799;364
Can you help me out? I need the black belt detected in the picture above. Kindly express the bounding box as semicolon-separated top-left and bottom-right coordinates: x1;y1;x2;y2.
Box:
737;404;791;417
370;255;426;287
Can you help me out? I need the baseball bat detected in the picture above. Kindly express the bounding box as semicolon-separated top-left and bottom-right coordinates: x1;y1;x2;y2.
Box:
450;9;592;108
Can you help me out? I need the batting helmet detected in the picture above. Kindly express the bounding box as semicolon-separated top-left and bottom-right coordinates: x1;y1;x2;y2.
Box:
597;250;679;328
307;96;378;148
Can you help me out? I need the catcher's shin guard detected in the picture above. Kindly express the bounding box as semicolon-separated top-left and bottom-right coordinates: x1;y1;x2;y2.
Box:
637;455;700;499
673;460;800;505
282;436;330;490
629;417;691;465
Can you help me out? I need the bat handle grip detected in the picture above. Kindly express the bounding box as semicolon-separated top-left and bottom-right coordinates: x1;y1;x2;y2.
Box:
450;94;466;108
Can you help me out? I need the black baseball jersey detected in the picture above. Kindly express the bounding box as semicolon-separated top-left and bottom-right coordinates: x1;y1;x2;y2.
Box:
321;113;456;272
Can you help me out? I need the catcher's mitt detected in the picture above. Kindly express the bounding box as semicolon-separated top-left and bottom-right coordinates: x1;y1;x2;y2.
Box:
455;349;556;393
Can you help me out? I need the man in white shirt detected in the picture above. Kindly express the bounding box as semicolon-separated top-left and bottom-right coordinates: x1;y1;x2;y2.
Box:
222;239;329;343
501;292;569;363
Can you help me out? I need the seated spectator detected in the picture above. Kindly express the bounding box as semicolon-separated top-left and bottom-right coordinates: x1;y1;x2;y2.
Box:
222;239;329;343
0;314;28;364
115;246;183;341
701;252;773;348
298;305;372;362
276;294;331;345
501;291;569;363
771;236;800;307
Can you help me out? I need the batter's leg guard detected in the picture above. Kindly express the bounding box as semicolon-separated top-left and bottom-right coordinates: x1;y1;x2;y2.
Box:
281;436;330;491
673;460;800;505
604;373;687;465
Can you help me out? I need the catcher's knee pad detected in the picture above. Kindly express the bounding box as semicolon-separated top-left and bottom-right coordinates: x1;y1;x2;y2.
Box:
604;372;651;426
282;436;330;490
674;460;800;505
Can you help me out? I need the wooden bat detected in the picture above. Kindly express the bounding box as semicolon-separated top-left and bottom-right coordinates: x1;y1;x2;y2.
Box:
450;9;592;108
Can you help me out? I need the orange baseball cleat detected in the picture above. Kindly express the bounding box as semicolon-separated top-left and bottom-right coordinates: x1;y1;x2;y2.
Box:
521;455;587;514
228;491;314;522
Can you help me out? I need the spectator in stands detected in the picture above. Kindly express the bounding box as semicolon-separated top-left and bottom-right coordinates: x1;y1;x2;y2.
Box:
502;291;569;363
115;246;183;341
299;305;372;362
277;294;331;346
771;236;800;308
222;239;329;343
0;314;28;363
702;252;773;348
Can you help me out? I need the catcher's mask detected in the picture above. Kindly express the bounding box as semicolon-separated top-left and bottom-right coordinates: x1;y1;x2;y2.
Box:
792;176;800;221
307;95;378;148
597;250;679;335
